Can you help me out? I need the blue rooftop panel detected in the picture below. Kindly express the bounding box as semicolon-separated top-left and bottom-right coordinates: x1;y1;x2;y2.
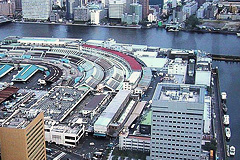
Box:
14;65;39;81
0;65;13;78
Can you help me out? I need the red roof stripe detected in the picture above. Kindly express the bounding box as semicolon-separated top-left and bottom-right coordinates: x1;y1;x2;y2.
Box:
83;44;142;71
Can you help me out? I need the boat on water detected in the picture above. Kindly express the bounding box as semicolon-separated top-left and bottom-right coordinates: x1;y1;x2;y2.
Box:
225;127;231;140
221;92;227;103
222;103;228;113
237;33;240;37
227;145;230;157
166;27;179;32
230;146;235;156
165;22;180;32
223;115;229;125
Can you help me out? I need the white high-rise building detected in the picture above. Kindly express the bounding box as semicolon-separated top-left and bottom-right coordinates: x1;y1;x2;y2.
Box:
109;0;126;19
22;0;51;20
182;1;198;17
151;83;205;160
90;10;104;25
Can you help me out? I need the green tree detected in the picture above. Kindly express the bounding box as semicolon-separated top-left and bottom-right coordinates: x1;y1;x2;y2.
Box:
185;15;201;29
202;139;217;151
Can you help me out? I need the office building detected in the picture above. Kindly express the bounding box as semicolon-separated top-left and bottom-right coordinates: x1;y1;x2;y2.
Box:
139;0;149;19
182;1;198;17
150;83;205;160
0;112;46;160
0;0;15;16
50;11;61;22
74;6;89;21
66;0;75;19
15;0;22;11
197;6;205;18
126;0;133;13
22;0;51;20
130;3;142;21
90;9;104;24
109;0;126;19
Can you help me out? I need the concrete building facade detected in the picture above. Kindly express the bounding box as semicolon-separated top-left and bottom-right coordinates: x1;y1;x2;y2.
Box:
0;112;46;160
109;0;126;19
139;0;149;19
22;0;51;20
0;0;15;16
74;7;90;21
130;3;143;21
150;83;205;160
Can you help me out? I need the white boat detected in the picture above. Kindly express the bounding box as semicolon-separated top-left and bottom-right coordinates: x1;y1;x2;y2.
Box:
225;127;231;139
223;115;229;125
168;28;179;32
222;103;228;113
221;92;227;101
221;92;227;104
237;33;240;37
227;145;230;157
230;146;235;156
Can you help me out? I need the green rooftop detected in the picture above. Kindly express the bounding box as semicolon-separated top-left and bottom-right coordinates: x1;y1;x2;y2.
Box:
140;110;152;126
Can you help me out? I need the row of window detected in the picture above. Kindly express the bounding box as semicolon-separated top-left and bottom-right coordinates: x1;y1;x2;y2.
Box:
153;120;202;125
152;128;202;134
151;152;200;159
152;124;202;130
151;143;201;148
152;139;200;144
153;114;202;120
152;134;201;140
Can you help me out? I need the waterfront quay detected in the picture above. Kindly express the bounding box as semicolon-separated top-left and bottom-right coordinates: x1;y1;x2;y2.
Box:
212;68;227;160
212;54;240;63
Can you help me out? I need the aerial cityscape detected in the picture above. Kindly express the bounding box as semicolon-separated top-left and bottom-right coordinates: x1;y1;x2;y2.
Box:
0;0;240;160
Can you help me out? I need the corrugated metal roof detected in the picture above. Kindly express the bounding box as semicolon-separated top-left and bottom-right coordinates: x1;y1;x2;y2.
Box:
94;90;131;127
0;86;19;104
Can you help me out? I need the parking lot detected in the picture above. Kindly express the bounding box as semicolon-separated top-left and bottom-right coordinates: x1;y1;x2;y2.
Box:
47;134;112;160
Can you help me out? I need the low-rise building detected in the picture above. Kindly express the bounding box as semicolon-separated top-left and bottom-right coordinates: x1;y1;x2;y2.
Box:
50;11;61;22
45;122;85;147
94;90;131;137
119;130;151;151
148;13;157;22
167;58;188;84
195;56;212;87
123;72;142;91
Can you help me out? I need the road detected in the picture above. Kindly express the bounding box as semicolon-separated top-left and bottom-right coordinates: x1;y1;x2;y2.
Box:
212;69;226;160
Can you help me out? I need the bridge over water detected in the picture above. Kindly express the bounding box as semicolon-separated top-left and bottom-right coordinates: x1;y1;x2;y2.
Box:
212;54;240;62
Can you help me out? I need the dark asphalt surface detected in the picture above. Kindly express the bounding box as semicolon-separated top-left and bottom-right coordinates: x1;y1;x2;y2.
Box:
213;69;226;160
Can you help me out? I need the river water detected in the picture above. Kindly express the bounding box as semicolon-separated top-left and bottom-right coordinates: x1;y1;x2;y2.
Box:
0;23;240;159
